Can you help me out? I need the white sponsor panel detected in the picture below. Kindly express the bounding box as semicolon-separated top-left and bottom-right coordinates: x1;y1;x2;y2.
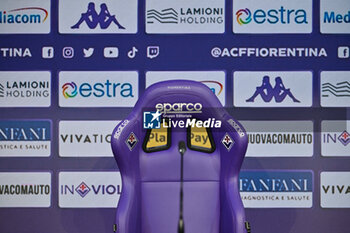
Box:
59;120;120;157
59;71;138;107
146;71;226;105
233;0;312;34
240;171;313;208
59;172;121;208
321;121;350;157
59;0;137;34
0;172;51;207
321;172;350;208
0;120;51;157
242;121;313;157
0;0;50;34
321;71;350;107
146;0;225;34
0;71;51;107
233;71;312;107
320;0;350;34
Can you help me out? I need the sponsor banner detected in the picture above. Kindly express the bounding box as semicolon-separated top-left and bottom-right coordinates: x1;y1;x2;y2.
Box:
0;172;51;207
0;71;50;107
59;171;121;208
59;0;137;34
321;172;350;208
233;71;312;107
242;121;313;157
321;120;350;157
320;0;350;34
0;120;51;157
233;0;312;34
146;0;225;34
240;171;313;208
146;71;225;105
59;71;138;107
0;0;50;34
321;71;350;107
59;120;120;157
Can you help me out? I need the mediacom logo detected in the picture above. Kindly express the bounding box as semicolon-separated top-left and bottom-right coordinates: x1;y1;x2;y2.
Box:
321;0;350;34
59;172;121;208
321;172;350;208
0;71;51;107
0;0;50;34
233;0;312;33
0;120;51;157
242;121;313;157
0;172;51;207
146;71;226;105
59;120;120;157
240;171;313;208
59;71;138;107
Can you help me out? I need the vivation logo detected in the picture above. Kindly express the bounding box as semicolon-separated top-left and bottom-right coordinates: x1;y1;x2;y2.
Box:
59;71;138;107
233;0;312;33
321;172;350;208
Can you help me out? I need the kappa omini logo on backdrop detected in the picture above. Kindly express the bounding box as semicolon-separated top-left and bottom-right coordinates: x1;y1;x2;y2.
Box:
0;0;50;34
59;120;119;157
321;0;350;34
59;172;121;208
321;120;350;157
146;71;226;105
59;71;138;107
0;71;51;107
241;121;313;157
233;71;313;107
0;120;51;157
233;0;312;34
0;172;51;207
59;0;137;34
321;71;350;107
321;172;350;208
146;0;225;34
240;171;313;208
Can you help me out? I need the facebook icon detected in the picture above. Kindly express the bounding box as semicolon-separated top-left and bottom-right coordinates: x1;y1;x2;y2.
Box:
338;46;349;59
143;111;161;129
42;46;54;59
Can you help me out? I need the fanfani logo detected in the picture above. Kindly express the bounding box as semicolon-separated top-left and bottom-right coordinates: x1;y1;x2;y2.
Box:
62;82;78;99
0;7;48;24
71;2;125;30
236;8;252;25
75;182;90;198
200;81;223;96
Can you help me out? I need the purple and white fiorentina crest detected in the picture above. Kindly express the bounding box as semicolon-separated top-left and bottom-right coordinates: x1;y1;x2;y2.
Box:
75;182;91;198
338;130;350;146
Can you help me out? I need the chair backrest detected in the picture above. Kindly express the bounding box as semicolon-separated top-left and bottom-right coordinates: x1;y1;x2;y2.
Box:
111;80;248;233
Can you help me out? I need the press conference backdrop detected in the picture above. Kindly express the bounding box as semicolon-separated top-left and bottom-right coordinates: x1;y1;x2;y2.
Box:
0;0;349;232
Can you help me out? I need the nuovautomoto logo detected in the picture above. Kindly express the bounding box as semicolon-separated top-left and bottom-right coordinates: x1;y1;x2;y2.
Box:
59;71;138;107
233;0;312;33
0;0;50;34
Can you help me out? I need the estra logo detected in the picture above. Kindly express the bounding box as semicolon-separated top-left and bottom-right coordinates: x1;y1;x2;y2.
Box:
233;0;312;33
59;172;121;208
0;0;50;34
146;71;226;105
59;71;138;107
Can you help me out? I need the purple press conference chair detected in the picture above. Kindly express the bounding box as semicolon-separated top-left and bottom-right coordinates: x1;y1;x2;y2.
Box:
111;80;250;233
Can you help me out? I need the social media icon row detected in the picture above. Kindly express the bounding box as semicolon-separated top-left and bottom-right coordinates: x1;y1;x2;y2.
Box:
41;46;159;59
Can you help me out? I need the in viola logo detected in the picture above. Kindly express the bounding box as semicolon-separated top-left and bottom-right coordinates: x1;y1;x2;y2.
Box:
321;120;350;157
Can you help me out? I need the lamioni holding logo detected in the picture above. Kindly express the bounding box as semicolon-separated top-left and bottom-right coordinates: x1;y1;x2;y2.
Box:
59;71;138;107
233;0;312;33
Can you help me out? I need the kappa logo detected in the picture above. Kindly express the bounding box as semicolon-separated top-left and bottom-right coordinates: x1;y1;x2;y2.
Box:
71;2;125;30
221;133;234;151
246;76;300;103
126;132;138;151
75;182;90;198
